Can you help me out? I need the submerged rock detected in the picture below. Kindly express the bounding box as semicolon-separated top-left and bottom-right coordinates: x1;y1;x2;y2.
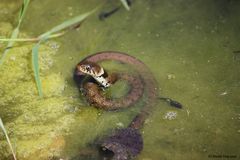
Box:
99;128;143;160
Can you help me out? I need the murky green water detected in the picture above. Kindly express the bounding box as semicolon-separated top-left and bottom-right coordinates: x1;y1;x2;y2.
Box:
0;0;240;160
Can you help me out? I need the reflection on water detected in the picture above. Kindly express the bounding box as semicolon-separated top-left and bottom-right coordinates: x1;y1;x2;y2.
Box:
0;0;239;159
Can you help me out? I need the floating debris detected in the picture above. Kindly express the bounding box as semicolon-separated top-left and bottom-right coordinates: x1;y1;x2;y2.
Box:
233;50;240;62
46;41;60;51
116;122;124;128
186;109;190;116
163;111;177;120
167;74;176;80
219;91;228;96
10;56;16;61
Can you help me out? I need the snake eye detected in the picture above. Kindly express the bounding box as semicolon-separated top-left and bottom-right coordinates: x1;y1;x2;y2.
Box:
85;65;91;72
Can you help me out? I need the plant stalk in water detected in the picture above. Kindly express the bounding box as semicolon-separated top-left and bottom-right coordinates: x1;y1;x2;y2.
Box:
0;0;30;66
120;0;130;10
0;118;17;160
31;8;97;97
0;31;65;42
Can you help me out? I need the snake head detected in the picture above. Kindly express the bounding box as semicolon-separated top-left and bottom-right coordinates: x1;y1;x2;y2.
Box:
76;61;104;77
99;128;143;160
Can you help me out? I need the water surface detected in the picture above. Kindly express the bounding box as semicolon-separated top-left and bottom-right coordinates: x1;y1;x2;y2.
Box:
0;0;239;159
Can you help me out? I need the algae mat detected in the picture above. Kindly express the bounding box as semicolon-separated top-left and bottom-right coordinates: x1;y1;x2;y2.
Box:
0;0;240;160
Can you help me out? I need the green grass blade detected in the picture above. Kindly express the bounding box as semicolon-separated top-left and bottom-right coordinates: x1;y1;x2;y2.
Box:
32;42;43;97
0;0;30;66
18;0;30;24
31;8;97;96
0;28;19;65
120;0;130;11
39;8;97;39
0;31;65;42
0;118;17;160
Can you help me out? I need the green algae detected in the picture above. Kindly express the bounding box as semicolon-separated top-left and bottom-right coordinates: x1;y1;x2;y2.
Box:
0;22;77;159
0;1;22;23
0;22;13;38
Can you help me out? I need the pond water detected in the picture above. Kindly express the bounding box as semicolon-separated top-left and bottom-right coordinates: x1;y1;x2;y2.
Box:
0;0;239;160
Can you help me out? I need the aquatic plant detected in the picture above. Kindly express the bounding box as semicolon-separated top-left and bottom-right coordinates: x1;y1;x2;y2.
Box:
0;118;17;160
0;0;30;66
0;0;97;97
120;0;130;11
30;9;96;97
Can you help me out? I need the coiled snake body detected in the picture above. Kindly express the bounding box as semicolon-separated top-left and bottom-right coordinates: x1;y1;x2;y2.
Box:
74;51;158;160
